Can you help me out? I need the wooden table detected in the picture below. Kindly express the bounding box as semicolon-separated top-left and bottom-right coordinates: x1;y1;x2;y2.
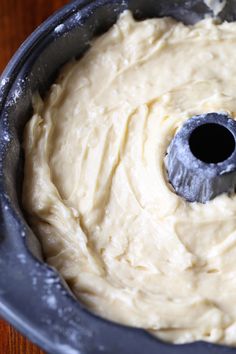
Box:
0;1;69;352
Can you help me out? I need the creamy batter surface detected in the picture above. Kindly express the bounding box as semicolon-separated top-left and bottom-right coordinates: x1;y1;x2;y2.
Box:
23;11;236;345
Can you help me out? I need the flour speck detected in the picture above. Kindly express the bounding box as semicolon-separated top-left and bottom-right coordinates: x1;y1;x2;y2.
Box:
17;254;27;264
75;12;82;22
3;132;10;142
54;24;65;33
0;77;9;88
46;294;58;309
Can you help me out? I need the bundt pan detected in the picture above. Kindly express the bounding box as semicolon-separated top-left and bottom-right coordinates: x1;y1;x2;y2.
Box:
1;0;236;353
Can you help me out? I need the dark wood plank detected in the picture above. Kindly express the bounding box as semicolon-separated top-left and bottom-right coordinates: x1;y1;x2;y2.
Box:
0;317;44;354
0;0;68;73
0;1;69;352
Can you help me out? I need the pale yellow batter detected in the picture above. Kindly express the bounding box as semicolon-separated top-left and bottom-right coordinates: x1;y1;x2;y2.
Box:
23;11;236;345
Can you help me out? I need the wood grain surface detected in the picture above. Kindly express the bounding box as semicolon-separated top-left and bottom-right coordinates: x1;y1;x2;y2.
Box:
0;1;69;353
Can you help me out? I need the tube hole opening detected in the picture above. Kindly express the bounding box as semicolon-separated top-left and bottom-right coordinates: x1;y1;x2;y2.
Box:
189;123;235;163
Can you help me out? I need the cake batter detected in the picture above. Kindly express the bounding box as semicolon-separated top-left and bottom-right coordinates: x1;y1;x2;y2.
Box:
23;11;236;345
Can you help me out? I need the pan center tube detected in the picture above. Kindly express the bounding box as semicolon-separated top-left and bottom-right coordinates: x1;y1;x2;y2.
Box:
165;113;236;203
